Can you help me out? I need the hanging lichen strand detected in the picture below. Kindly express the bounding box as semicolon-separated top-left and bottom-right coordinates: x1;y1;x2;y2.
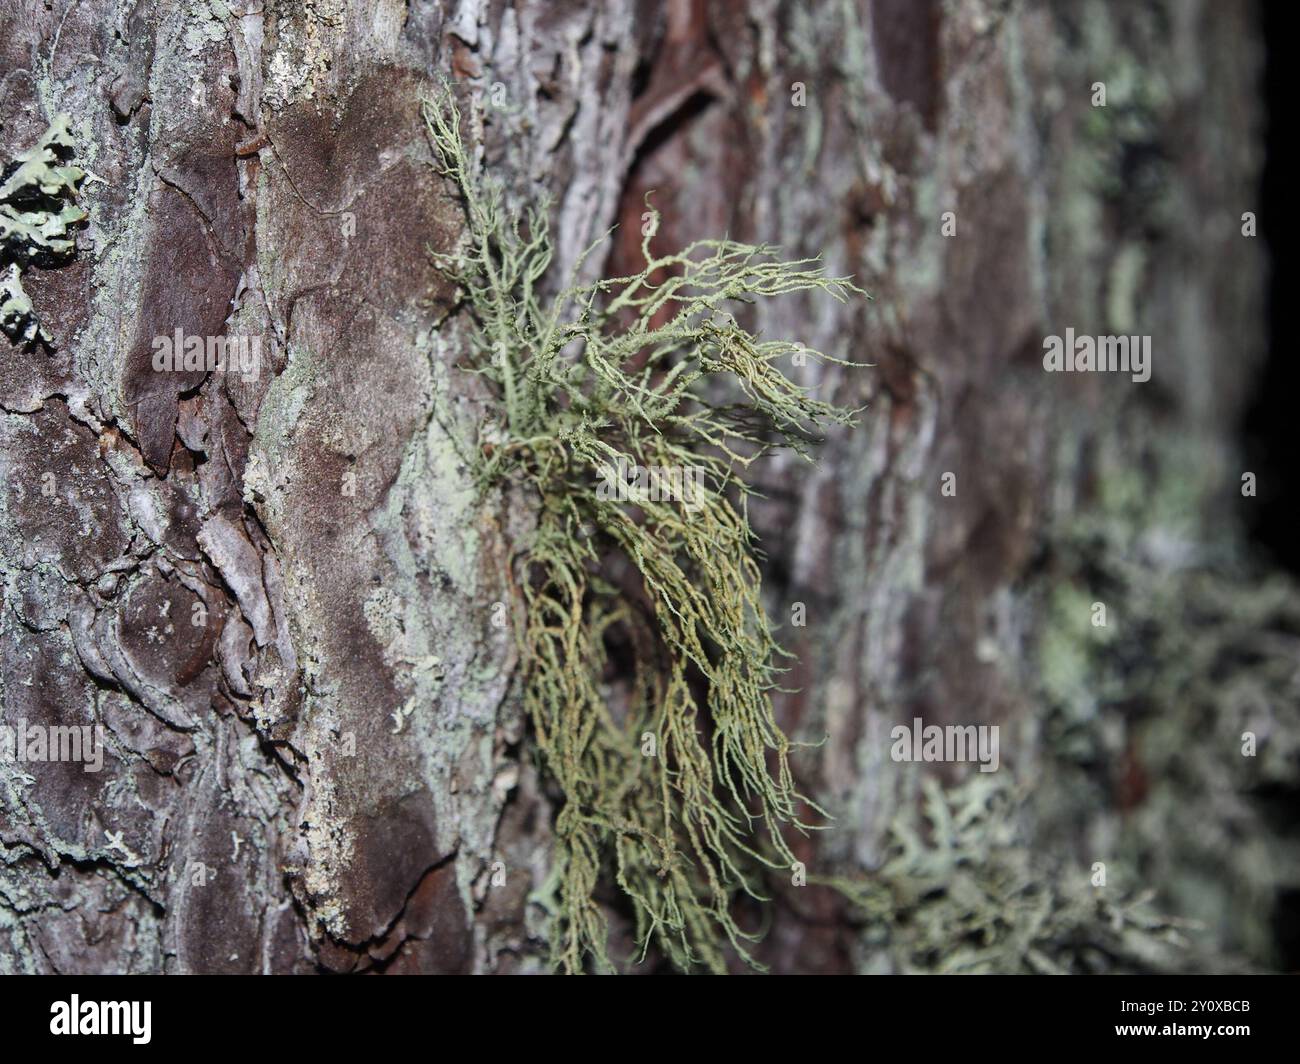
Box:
424;86;864;973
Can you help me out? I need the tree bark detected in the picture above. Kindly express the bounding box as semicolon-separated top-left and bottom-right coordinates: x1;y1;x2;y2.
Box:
1;0;1289;974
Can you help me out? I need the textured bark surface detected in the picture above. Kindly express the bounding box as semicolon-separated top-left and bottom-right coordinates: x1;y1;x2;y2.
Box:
1;0;1291;974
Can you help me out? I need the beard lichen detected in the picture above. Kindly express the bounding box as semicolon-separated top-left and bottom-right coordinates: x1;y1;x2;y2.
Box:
424;86;864;973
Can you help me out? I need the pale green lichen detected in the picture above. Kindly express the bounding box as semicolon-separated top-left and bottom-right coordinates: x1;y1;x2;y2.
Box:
424;85;864;973
1035;465;1300;968
824;774;1197;974
0;114;86;347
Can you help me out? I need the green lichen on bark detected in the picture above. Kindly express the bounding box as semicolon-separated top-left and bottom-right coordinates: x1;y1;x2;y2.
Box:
424;86;864;973
0;114;86;346
823;775;1196;974
1033;443;1300;968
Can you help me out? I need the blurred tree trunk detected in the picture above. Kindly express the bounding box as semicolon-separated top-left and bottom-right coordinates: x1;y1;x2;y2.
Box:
1;0;1284;974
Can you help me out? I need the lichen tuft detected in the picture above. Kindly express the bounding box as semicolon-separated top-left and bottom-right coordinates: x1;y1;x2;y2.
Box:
424;85;865;972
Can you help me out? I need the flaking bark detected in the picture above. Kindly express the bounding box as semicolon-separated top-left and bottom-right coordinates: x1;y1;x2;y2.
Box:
0;0;1288;974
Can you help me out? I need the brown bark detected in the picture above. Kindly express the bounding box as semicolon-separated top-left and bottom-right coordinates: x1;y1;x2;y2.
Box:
1;0;1289;973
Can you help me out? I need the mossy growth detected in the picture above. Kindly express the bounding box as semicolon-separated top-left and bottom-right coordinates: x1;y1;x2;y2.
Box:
424;86;864;973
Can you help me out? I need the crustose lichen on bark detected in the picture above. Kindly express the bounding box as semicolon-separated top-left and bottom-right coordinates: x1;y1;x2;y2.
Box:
0;114;87;348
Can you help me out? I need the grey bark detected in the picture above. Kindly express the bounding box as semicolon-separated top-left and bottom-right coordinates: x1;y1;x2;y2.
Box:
1;0;1290;973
